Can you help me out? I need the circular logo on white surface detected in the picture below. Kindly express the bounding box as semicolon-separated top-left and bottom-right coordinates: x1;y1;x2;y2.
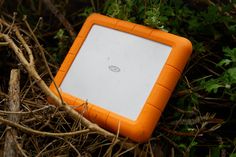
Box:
108;65;120;72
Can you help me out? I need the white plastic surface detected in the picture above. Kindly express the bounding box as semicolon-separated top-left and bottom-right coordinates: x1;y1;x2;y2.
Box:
60;25;172;121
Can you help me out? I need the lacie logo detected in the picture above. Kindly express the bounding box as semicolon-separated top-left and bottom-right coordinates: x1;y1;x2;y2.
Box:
108;65;120;72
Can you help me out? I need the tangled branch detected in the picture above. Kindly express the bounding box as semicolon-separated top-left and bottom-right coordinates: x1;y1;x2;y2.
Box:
0;18;116;140
0;116;89;137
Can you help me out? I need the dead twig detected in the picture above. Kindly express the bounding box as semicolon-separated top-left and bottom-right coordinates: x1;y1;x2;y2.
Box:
4;69;20;157
0;105;54;115
22;15;65;106
160;126;201;137
0;19;117;142
161;135;185;156
170;105;198;116
0;41;9;46
35;139;58;157
169;113;216;125
0;116;90;137
13;135;28;157
0;0;5;8
41;0;76;38
14;27;34;65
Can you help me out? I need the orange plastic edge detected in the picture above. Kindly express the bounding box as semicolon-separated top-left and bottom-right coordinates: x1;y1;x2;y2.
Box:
146;84;171;112
106;103;161;142
49;13;192;142
115;20;135;32
89;105;109;127
157;65;181;91
49;70;65;90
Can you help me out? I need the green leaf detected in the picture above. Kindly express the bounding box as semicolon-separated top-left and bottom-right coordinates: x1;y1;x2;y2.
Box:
230;153;236;157
194;42;206;54
211;147;221;157
105;0;121;18
201;5;219;24
188;18;200;31
203;79;223;93
223;47;236;63
228;24;236;34
54;29;66;40
178;143;187;150
160;5;175;17
189;141;198;148
227;67;236;82
190;93;199;105
144;6;166;29
218;59;232;67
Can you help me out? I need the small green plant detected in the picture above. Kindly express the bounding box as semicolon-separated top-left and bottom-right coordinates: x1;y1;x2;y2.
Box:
144;4;168;30
201;47;236;101
50;28;70;63
103;0;136;22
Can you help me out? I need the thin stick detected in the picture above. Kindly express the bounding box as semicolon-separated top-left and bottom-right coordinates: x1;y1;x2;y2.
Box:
41;0;76;38
160;126;202;137
22;16;64;105
6;12;17;34
0;42;8;46
4;69;20;157
1;32;116;140
0;105;54;115
35;139;58;157
13;135;28;157
0;0;4;8
90;0;96;11
161;135;185;156
0;116;90;137
14;28;34;65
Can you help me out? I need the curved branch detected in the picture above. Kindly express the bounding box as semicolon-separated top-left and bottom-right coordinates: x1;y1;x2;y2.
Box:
1;32;116;140
0;116;89;137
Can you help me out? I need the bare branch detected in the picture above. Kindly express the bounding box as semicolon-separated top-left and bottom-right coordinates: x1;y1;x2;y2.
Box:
41;0;76;38
4;69;20;157
0;116;90;137
0;28;116;140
